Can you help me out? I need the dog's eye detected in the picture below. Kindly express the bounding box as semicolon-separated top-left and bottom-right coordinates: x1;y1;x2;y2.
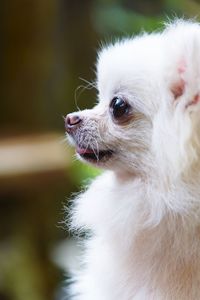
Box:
110;97;130;121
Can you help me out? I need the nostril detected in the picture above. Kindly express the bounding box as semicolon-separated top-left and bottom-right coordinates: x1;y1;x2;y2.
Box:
65;114;82;131
67;114;82;126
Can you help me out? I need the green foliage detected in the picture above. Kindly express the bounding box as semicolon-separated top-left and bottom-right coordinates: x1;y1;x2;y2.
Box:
92;0;200;39
69;159;102;186
93;4;163;36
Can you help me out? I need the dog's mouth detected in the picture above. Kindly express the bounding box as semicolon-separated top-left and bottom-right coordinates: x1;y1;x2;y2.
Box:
76;147;113;163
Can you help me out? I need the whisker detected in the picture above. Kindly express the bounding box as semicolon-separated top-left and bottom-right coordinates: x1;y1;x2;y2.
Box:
91;143;99;162
87;136;93;152
60;136;68;144
92;137;100;162
96;126;103;144
79;77;97;90
74;85;86;111
72;153;77;163
81;136;92;154
94;137;100;155
74;77;97;111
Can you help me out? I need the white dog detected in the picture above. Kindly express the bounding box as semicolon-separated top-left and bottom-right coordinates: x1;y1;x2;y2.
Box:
65;20;200;299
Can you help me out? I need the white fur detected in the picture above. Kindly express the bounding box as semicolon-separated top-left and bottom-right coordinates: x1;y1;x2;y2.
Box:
68;20;200;299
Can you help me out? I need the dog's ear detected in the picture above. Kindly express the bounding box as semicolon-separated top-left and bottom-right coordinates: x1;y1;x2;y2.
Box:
170;59;186;100
170;55;200;103
167;27;200;106
153;25;200;179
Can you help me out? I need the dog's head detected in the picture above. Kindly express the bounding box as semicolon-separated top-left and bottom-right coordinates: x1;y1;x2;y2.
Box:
66;20;200;179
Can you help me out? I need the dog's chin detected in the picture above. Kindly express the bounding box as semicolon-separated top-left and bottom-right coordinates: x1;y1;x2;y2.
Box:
76;147;114;166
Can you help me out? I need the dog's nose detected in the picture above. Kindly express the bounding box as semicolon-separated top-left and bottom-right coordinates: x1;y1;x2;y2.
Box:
65;113;82;133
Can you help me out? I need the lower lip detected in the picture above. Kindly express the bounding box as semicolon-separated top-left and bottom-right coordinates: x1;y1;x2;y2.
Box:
76;148;94;155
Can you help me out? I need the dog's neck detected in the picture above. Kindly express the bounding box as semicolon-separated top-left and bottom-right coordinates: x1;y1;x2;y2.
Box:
114;167;200;227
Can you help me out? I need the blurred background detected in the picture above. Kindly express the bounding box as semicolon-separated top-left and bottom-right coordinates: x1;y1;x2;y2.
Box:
0;0;200;299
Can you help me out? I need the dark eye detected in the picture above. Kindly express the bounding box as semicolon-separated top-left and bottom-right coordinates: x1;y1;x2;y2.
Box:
110;97;130;120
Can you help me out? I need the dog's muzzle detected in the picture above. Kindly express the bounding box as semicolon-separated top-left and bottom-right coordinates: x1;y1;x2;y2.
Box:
65;113;113;164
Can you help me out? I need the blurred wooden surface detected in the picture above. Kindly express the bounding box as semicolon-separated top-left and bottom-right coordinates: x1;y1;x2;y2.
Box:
0;132;72;192
0;133;70;177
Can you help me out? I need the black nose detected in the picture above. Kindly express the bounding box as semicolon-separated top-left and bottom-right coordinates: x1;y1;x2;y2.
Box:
65;113;82;133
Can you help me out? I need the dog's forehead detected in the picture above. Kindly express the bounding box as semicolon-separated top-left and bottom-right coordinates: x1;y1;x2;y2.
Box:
97;34;164;104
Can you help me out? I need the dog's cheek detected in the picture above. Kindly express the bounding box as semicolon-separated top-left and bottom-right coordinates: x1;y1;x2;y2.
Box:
98;123;126;152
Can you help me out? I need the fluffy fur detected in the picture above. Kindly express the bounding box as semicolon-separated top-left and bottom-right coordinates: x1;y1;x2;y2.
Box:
66;20;200;299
